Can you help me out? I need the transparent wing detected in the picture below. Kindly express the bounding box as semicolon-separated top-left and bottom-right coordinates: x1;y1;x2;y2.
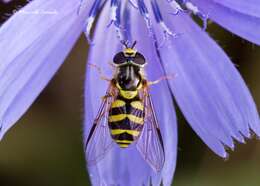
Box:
85;84;117;166
136;89;165;172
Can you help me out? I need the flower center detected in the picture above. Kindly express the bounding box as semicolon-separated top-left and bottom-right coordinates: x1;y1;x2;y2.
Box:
81;0;208;45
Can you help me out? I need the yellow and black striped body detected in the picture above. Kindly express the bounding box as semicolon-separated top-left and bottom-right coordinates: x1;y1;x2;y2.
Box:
108;84;144;148
109;69;144;148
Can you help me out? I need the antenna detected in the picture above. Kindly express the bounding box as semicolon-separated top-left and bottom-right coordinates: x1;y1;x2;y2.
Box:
131;41;137;48
121;40;129;48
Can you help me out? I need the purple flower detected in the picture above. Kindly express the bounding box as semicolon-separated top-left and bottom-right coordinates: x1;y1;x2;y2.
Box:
0;0;259;185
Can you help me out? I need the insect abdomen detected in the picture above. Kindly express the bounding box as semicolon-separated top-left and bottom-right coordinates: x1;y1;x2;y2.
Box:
108;97;144;148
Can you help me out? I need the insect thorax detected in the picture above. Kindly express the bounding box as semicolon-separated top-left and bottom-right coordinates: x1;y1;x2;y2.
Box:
116;65;142;90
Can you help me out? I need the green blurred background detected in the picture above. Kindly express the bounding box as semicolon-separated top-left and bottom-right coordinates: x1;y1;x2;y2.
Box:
0;1;260;186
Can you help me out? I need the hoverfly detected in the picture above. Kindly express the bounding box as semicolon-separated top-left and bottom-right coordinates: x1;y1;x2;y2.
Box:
85;41;165;172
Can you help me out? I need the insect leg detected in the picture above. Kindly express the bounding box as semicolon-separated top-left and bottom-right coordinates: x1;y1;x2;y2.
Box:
148;74;175;86
88;63;111;82
108;62;116;70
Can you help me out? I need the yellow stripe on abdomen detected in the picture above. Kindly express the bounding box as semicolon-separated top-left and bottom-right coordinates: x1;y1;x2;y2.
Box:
111;100;126;108
109;114;144;124
119;144;129;148
130;101;144;110
119;89;138;99
127;115;144;124
116;140;133;144
111;129;140;136
109;114;126;122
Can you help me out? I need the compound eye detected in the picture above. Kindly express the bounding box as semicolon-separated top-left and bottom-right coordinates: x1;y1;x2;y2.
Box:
113;52;126;65
134;52;146;65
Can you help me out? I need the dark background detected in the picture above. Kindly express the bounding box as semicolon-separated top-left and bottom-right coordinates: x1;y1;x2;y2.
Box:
0;1;260;186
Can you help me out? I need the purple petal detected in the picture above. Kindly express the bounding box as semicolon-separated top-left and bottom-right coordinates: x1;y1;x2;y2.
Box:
130;6;178;186
84;4;152;186
210;0;260;18
0;0;92;139
152;5;259;157
84;3;177;186
191;0;260;45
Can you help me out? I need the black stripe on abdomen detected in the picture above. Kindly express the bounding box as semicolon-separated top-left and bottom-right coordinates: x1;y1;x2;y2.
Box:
112;132;135;148
109;117;143;130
